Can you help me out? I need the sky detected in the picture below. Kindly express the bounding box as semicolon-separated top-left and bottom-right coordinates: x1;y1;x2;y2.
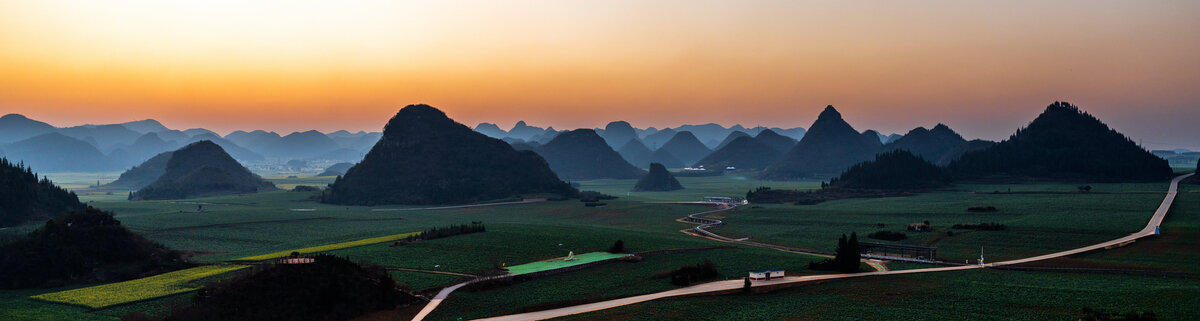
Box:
1;1;1198;149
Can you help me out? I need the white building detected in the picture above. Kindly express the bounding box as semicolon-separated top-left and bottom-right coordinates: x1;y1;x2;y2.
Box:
749;269;785;280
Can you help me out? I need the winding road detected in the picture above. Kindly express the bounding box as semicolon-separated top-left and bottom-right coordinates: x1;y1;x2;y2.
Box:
476;173;1193;321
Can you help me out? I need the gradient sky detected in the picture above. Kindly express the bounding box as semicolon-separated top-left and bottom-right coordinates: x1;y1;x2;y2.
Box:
1;1;1198;149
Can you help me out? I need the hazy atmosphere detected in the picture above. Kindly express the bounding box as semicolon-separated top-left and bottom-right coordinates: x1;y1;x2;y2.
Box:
2;2;1198;321
2;1;1198;149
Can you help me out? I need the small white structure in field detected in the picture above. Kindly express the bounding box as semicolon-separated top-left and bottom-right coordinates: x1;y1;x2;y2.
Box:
748;269;784;280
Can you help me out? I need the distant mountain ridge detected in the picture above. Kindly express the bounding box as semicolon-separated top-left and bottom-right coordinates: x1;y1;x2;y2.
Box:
474;120;805;148
761;106;882;180
0;114;384;172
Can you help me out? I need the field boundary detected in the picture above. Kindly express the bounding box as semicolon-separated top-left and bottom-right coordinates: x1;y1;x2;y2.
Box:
233;231;420;261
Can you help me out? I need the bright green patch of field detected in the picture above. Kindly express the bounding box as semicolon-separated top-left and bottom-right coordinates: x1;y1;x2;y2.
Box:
31;265;248;309
504;252;628;275
235;231;420;261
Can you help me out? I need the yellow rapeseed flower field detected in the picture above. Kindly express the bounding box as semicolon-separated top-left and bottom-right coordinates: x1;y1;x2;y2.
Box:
31;264;249;309
234;231;420;261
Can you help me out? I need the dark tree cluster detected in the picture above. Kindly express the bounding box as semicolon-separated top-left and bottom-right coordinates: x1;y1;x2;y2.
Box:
0;207;188;289
291;185;321;192
395;223;486;245
809;233;861;273
744;186;826;204
967;206;998;212
579;191;617;202
745;186;910;205
655;260;719;286
828;150;950;190
949;102;1172;182
160;255;416;321
607;240;625;253
951;222;1007;231
0;157;84;227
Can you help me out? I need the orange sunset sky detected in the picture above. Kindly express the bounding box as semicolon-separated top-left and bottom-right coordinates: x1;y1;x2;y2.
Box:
1;1;1198;149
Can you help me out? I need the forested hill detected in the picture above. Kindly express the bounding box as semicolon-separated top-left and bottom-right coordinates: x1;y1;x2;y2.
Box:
0;207;188;288
830;150;950;190
0;157;84;227
948;102;1172;181
322;104;576;205
131;141;275;200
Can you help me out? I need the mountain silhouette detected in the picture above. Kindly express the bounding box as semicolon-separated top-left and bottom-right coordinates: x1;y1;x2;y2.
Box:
109;151;173;189
714;131;750;150
474;123;507;138
754;129;798;152
0;114;57;144
181;134;264;161
58;124;143;151
658;131;712;166
880;124;967;163
2;133;117;172
634;163;684;191
761;105;882;180
260;130;341;159
130;141;275;200
506;121;551;141
318;162;355;176
322;105;575;205
641;128;677;149
695;136;786;170
600;121;638;149
224;130;282;152
948;102;1172;181
648;148;685;168
532;129;644;180
935;139;995;166
108;132;177;168
616;139;654;168
117;119;170;134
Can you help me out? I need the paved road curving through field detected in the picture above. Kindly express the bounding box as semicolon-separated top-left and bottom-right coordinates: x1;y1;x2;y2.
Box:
477;173;1193;321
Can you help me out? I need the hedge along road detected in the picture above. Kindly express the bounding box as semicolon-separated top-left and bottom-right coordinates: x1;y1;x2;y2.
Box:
477;173;1194;321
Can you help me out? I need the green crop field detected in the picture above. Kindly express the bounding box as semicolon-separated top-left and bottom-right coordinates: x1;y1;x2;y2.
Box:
429;245;834;320
704;182;1169;262
555;268;1200;321
504;252;628;275
234;231;420;261
3;172;1192;320
31;265;248;309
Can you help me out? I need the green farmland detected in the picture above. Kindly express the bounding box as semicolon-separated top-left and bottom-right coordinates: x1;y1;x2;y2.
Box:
2;173;1195;320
